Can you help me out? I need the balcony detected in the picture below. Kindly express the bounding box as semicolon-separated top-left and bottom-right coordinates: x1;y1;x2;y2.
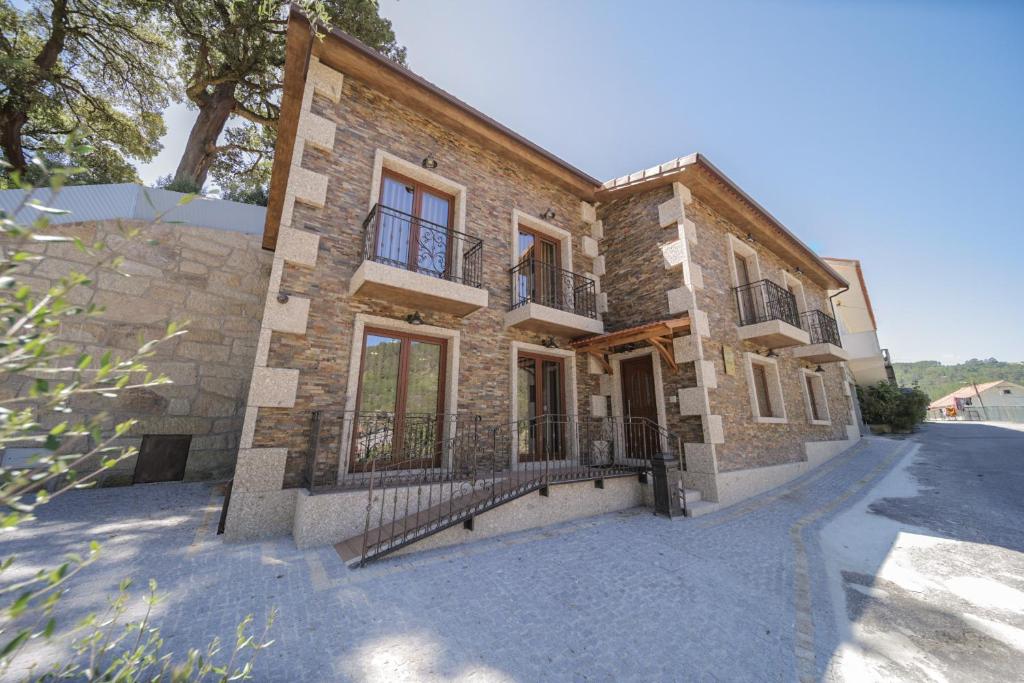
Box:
734;279;810;348
792;310;850;363
504;258;603;336
349;204;488;316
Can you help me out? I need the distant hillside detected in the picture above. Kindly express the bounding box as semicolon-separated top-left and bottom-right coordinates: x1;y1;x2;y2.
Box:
893;358;1024;401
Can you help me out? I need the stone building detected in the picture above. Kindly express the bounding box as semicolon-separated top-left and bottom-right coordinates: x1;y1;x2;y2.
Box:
0;184;271;484
222;10;863;563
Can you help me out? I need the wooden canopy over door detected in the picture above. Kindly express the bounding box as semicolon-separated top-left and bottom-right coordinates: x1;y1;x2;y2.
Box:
569;316;692;374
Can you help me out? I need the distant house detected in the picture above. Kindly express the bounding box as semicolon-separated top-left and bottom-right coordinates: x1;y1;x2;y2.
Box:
928;381;1024;421
823;257;896;386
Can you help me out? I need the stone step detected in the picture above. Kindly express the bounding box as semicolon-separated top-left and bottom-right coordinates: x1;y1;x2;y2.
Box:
685;499;721;517
679;487;702;504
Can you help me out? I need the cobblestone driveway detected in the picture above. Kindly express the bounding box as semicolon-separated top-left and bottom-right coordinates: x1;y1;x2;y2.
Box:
5;426;1019;681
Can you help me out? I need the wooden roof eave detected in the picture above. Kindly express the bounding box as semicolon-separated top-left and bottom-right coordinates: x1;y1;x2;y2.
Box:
569;317;691;372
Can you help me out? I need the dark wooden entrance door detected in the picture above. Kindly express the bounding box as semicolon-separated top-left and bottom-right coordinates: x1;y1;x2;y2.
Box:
620;354;660;459
133;434;191;484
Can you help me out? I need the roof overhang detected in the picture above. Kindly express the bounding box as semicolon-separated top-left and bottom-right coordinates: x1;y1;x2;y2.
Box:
263;9;599;250
823;257;877;329
596;154;848;291
265;12;849;294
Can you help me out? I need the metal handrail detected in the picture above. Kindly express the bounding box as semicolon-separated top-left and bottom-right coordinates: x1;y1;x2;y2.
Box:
341;413;685;566
734;279;800;328
509;257;598;319
800;309;842;347
362;203;484;287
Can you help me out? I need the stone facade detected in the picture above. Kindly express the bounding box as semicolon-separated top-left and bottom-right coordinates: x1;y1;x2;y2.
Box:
596;185;859;501
4;219;271;483
244;73;602;490
224;24;862;542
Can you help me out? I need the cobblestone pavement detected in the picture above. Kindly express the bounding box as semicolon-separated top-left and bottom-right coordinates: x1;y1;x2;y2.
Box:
4;428;1017;682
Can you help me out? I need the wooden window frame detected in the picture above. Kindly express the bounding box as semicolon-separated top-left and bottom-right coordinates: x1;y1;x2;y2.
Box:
377;170;456;276
350;326;448;472
516;350;567;461
745;352;787;424
800;368;831;425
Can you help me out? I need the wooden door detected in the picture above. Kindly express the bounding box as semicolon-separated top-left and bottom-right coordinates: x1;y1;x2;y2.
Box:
133;434;191;484
516;227;562;308
734;253;759;323
620;355;660;459
377;172;453;278
516;353;566;462
350;328;446;472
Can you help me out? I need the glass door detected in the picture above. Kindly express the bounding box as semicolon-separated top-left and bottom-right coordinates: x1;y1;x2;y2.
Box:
516;228;561;309
377;172;453;279
516;353;565;462
351;329;446;472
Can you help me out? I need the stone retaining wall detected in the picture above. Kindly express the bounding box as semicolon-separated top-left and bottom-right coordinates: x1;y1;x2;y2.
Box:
5;219;271;483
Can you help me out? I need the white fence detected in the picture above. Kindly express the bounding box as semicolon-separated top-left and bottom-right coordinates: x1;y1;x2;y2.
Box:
929;406;1024;423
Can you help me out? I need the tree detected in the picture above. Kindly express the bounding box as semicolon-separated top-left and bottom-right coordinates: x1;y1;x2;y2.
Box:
1;146;274;679
0;0;173;186
165;0;405;196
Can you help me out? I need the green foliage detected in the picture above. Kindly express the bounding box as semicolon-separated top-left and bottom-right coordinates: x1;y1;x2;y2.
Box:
893;358;1024;401
1;148;273;679
0;0;173;183
166;0;405;195
858;382;930;432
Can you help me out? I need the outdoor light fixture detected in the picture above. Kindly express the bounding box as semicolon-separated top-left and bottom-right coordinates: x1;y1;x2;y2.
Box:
542;208;556;220
815;365;825;373
405;311;424;325
745;232;756;243
422;156;438;169
276;292;289;303
793;267;804;276
541;336;559;349
766;349;778;358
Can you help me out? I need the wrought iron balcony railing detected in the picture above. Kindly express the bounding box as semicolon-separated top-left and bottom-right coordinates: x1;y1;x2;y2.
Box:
800;309;842;347
509;257;598;320
362;203;483;288
734;279;800;328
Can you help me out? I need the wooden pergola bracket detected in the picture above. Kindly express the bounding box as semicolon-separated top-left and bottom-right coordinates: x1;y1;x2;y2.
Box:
569;317;691;374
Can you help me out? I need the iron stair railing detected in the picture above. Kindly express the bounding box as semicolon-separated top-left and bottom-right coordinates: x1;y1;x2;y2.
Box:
328;414;683;567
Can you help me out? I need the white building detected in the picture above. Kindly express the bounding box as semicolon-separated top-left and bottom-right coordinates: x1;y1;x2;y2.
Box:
928;381;1024;421
824;257;895;386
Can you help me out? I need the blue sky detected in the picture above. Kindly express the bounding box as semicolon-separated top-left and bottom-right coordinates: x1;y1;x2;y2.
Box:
138;0;1024;364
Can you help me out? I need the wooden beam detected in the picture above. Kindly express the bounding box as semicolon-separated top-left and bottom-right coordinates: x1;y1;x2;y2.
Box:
587;350;612;374
648;336;677;371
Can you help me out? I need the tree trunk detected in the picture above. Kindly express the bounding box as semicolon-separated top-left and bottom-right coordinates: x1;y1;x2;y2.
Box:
0;110;29;174
173;82;238;189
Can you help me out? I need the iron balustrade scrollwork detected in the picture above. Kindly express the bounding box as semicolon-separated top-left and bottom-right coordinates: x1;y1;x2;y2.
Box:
340;414;684;566
734;279;801;328
509;257;598;319
303;410;482;491
800;309;842;347
362;203;483;288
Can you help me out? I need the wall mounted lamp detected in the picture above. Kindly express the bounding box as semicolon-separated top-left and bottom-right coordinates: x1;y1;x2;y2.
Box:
405;311;424;326
422;156;438;169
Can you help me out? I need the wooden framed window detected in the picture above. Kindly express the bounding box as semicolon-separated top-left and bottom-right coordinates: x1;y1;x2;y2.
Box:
800;369;831;425
752;364;774;418
351;327;447;472
746;353;787;423
375;171;455;278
